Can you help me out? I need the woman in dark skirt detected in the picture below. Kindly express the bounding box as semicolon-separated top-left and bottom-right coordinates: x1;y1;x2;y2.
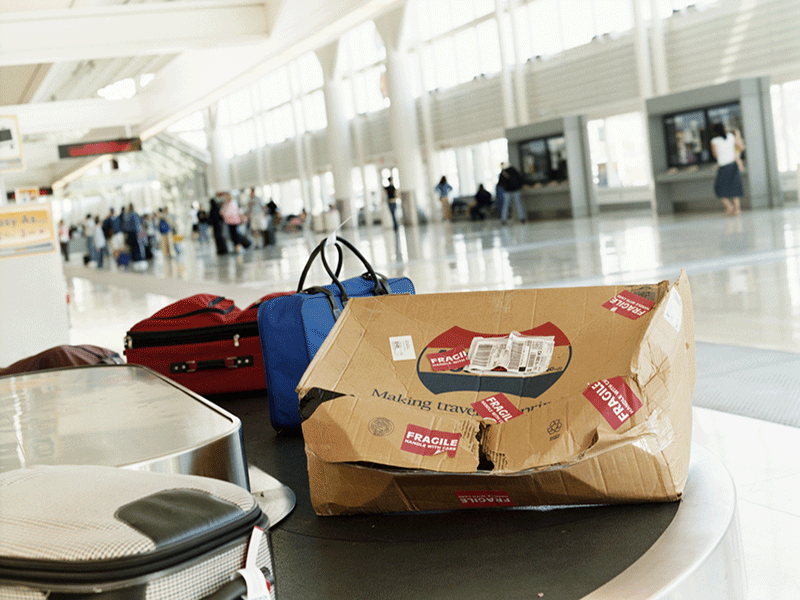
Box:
710;122;745;215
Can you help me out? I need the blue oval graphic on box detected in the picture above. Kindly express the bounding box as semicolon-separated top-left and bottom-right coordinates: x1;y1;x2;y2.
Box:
416;323;571;398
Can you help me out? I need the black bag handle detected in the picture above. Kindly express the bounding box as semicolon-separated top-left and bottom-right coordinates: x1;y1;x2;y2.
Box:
296;242;344;293
318;237;389;306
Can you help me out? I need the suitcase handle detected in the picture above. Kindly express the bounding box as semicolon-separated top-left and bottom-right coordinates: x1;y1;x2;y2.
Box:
170;355;254;373
201;567;274;600
316;236;389;305
302;286;342;319
296;242;344;292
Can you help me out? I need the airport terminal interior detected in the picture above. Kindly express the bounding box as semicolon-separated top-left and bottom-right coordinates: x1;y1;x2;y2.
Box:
2;0;800;598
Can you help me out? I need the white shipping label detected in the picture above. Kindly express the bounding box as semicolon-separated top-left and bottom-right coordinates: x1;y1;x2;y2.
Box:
466;333;555;377
664;287;683;332
390;335;416;361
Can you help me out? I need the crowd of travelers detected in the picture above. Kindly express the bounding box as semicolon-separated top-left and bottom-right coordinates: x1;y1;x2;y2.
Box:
57;188;306;268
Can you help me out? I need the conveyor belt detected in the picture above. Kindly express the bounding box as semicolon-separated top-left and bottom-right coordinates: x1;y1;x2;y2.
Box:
215;395;746;600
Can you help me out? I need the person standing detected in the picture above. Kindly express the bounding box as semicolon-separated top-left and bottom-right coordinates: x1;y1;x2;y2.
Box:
196;206;210;244
384;177;399;230
58;219;71;262
435;176;453;221
209;196;228;255
498;163;526;224
83;213;96;264
93;216;107;268
220;193;251;253
710;122;744;216
123;203;145;262
157;208;176;257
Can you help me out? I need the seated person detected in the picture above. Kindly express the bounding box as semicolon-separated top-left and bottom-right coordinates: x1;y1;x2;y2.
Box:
470;184;493;220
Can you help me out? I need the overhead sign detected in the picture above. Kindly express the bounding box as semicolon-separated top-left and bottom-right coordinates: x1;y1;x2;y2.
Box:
58;137;142;159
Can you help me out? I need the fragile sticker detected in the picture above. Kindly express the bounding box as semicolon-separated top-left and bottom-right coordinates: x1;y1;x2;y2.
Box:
471;393;522;423
389;335;416;361
582;377;643;430
401;424;461;457
428;346;470;371
455;491;514;508
603;290;655;320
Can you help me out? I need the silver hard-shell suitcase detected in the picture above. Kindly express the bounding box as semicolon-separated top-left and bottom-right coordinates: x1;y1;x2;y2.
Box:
0;465;276;600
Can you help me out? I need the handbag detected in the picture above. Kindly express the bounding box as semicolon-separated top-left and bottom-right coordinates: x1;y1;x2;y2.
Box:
257;236;415;430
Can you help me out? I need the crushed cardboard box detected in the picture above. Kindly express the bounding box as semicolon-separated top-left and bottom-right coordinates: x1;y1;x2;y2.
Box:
298;271;695;515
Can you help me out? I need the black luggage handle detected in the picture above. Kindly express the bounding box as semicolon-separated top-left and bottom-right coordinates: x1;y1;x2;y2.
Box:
170;355;254;374
317;237;389;306
200;567;274;600
296;242;344;293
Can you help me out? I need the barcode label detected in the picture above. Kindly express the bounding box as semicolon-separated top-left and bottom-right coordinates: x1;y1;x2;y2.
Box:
469;343;494;369
466;333;555;377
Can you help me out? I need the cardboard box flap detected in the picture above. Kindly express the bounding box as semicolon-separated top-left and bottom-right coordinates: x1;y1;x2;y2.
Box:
302;392;482;472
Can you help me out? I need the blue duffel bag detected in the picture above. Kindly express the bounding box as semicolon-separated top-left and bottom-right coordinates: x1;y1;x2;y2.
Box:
258;236;415;430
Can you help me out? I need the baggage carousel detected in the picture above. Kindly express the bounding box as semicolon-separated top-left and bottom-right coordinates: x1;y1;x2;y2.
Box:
215;394;747;600
1;365;746;599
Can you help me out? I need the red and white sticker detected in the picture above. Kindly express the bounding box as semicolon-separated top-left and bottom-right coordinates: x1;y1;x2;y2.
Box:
603;290;654;320
401;424;461;457
582;377;643;430
427;346;470;371
471;393;522;424
455;491;514;507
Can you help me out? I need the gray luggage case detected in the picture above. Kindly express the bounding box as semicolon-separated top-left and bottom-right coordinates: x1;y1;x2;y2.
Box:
0;465;276;600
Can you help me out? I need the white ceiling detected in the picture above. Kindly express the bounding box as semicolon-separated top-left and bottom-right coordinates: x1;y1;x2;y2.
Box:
0;0;403;192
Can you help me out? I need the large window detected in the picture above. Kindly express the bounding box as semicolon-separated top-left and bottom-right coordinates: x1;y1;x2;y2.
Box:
771;80;800;173
587;113;650;188
218;52;327;158
339;21;389;118
414;0;500;93
166;111;208;151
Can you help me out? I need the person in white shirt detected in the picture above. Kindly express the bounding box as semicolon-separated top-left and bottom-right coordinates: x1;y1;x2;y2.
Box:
92;216;107;268
710;122;745;216
58;220;71;262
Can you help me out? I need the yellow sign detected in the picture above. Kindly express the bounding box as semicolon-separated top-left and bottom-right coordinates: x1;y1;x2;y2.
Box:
0;203;56;259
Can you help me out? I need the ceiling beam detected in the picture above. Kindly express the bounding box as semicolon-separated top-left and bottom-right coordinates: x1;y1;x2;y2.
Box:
8;98;143;135
0;0;272;67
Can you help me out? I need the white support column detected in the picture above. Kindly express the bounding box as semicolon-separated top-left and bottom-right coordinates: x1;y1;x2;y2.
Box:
205;104;231;193
455;147;472;196
375;3;424;226
494;0;517;128
249;83;268;187
508;0;529;125
413;48;439;221
287;61;312;215
316;40;356;229
471;144;488;190
631;0;654;100
649;0;669;95
631;0;657;209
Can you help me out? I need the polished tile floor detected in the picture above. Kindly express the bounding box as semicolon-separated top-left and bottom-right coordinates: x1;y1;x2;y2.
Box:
64;205;800;599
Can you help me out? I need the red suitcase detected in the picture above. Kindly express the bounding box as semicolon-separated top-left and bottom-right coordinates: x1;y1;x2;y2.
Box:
124;292;290;395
